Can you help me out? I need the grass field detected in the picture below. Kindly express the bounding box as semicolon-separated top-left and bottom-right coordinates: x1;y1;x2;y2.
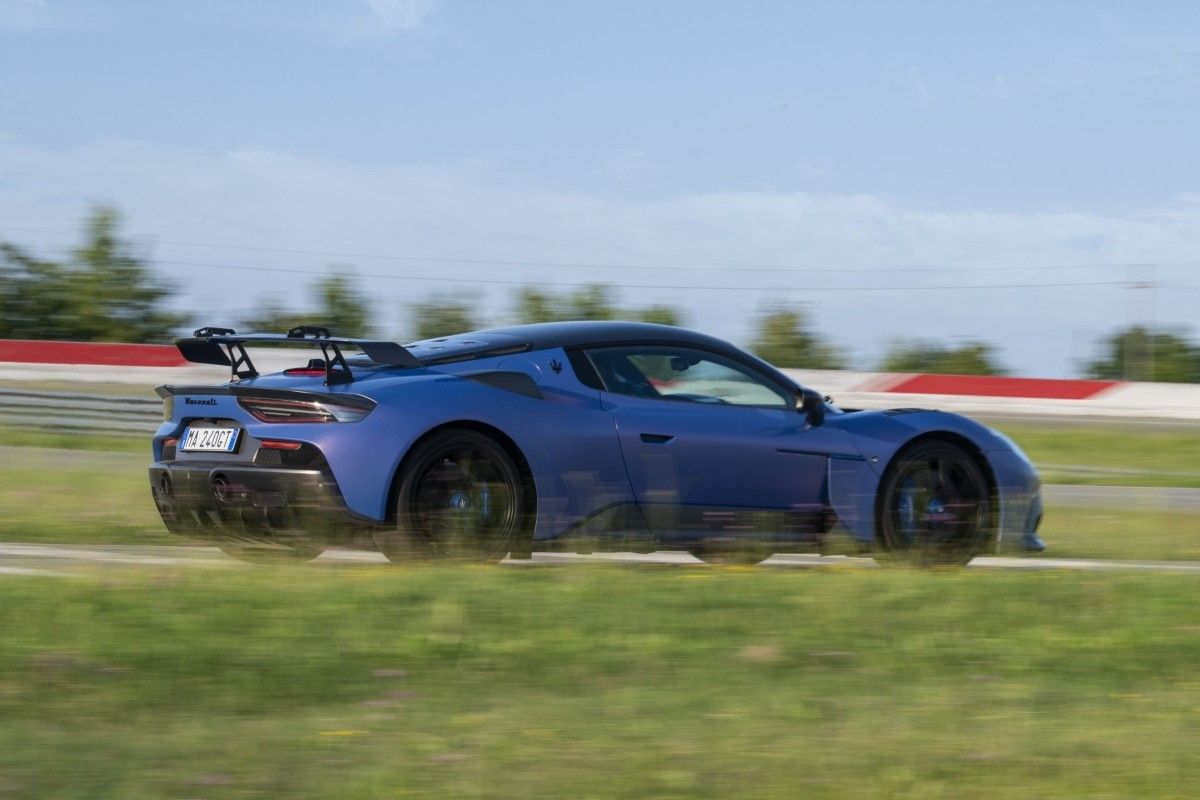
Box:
2;391;1198;797
992;420;1200;488
1;446;1197;561
0;425;145;453
4;412;1200;482
1;566;1198;799
0;448;176;546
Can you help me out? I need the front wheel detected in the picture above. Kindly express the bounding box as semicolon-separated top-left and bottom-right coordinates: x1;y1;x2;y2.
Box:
374;429;532;563
876;440;994;566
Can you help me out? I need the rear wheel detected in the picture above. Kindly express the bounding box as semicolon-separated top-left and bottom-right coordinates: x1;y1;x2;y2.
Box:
375;429;532;563
876;439;994;566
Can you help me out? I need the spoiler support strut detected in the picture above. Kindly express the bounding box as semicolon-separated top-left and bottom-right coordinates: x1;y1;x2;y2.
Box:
175;326;422;385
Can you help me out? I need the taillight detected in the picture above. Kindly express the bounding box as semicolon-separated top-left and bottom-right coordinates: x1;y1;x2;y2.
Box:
284;359;329;378
258;439;303;450
237;396;373;423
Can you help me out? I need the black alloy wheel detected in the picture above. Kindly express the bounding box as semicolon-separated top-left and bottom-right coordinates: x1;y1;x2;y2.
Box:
877;439;994;566
376;429;531;562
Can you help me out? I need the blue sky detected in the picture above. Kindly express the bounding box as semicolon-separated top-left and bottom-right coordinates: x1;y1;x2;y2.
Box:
1;0;1199;375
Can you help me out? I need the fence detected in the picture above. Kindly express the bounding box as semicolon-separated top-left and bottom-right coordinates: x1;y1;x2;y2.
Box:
0;388;161;436
2;338;1200;423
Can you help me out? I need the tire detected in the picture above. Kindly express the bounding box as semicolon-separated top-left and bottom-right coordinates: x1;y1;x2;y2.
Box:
374;429;532;563
876;439;994;567
218;544;323;563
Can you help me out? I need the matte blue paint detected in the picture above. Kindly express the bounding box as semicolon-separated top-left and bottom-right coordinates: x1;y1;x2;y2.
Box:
151;322;1043;552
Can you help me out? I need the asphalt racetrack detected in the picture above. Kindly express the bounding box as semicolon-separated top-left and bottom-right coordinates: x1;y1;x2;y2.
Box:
4;541;1200;578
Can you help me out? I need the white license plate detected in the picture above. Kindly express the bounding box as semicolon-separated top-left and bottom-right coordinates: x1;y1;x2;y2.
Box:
180;426;241;453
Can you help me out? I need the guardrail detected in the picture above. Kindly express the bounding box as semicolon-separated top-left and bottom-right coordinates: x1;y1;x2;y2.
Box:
0;388;161;436
2;338;1200;421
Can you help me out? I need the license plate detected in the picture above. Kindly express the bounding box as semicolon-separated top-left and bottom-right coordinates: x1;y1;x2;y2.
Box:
180;426;241;453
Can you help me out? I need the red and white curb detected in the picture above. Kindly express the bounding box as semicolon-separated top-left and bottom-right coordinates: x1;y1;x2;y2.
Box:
2;338;1198;420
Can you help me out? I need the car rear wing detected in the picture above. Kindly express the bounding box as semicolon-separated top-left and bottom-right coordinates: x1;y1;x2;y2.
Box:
175;325;422;385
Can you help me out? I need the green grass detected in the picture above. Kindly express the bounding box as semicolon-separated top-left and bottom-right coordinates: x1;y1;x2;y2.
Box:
2;446;1198;561
6;419;1200;485
0;425;146;453
1;394;1197;796
994;421;1200;488
1038;506;1200;561
0;378;158;398
0;448;174;546
1;566;1199;799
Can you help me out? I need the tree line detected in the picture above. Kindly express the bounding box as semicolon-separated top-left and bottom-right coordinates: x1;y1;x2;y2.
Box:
2;207;1198;382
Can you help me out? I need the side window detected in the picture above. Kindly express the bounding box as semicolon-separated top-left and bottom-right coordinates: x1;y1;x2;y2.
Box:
586;346;790;408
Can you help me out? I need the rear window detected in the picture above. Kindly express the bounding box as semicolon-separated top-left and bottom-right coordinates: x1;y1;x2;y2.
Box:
402;333;529;364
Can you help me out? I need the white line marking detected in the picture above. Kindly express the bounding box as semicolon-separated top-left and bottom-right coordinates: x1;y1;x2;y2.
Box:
2;543;1200;574
0;564;72;577
0;543;229;566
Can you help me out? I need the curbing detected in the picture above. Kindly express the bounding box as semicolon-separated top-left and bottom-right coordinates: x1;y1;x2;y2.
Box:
0;339;1198;421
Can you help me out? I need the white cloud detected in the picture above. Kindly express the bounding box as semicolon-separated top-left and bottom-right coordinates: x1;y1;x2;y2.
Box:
0;137;1197;375
362;0;436;33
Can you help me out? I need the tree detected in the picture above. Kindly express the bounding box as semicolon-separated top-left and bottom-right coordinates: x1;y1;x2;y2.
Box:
513;284;683;326
1086;326;1200;383
241;273;372;337
513;287;560;324
239;297;292;334
407;294;480;340
0;206;185;342
881;339;1007;375
313;274;371;337
749;306;843;369
636;304;682;326
567;284;616;321
0;244;75;339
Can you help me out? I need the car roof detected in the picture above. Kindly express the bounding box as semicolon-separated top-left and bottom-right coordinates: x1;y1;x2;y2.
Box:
468;320;735;350
403;321;740;363
402;321;798;391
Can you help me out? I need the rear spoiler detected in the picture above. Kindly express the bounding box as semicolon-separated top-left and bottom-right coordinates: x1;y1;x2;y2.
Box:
175;325;421;385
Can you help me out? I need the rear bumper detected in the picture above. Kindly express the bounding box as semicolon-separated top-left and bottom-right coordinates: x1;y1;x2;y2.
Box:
148;461;363;545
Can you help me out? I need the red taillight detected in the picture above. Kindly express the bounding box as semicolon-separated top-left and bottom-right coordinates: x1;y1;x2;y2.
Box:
163;437;178;448
258;439;303;450
283;368;327;377
237;395;372;423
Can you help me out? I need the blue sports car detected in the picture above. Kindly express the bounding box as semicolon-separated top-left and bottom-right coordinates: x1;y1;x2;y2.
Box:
149;322;1044;564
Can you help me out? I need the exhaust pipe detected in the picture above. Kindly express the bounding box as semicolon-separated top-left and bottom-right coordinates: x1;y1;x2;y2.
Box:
211;475;234;504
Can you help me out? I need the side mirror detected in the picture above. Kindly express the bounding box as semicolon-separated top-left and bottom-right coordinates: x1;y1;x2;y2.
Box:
798;388;825;427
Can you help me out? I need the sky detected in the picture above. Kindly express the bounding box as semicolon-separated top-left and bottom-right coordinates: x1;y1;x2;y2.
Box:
1;0;1199;376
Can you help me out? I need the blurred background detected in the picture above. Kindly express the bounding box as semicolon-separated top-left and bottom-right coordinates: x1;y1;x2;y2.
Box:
1;0;1199;380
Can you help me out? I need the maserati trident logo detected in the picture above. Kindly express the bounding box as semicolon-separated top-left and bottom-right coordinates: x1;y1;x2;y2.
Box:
184;397;218;406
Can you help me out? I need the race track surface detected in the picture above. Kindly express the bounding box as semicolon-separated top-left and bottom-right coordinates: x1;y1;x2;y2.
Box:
2;543;1200;577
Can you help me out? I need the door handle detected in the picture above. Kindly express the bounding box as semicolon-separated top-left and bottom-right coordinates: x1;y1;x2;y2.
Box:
640;433;675;444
